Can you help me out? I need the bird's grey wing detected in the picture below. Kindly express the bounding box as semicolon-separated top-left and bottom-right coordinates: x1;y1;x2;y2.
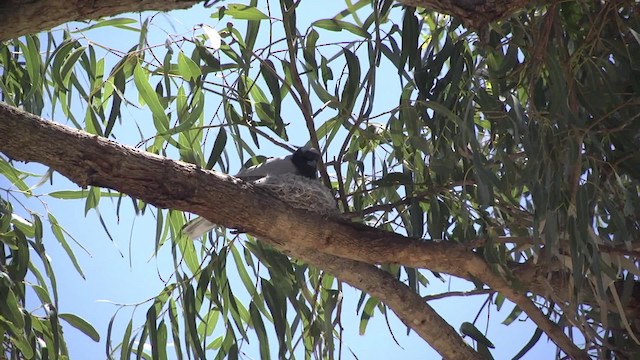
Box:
234;154;297;180
182;217;216;239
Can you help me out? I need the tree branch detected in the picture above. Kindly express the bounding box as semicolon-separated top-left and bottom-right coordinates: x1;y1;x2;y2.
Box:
423;289;495;301
0;0;201;41
263;238;482;360
0;0;558;43
0;102;587;359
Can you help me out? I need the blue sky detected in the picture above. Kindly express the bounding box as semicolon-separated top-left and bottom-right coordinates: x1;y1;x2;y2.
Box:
1;2;563;359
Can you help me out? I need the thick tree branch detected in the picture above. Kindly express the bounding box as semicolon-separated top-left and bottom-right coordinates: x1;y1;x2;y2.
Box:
0;0;556;42
0;0;201;41
0;102;587;359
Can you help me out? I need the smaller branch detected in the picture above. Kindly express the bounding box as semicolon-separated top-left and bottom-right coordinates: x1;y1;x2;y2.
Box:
473;258;589;360
263;238;483;360
423;289;495;302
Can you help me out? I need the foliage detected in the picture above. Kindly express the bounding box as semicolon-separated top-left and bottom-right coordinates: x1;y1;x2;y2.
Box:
1;0;640;359
0;198;99;359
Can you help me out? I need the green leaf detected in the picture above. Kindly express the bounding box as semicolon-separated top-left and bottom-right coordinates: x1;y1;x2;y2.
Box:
119;319;133;360
359;297;378;334
177;235;199;274
73;18;139;32
46;303;61;355
84;185;101;215
206;336;223;350
60;46;87;84
48;190;121;199
154;209;163;254
196;42;222;71
312;19;371;39
303;30;319;68
512;327;543;360
146;303;159;360
230;245;257;297
51;40;79;90
460;322;495;349
260;59;281;104
11;214;34;238
0;158;32;194
178;52;202;81
167;298;183;357
502;303;523;325
400;7;419;71
262;279;286;356
183;283;205;358
341;49;361;113
0;285;25;329
30;284;52;305
223;4;269;20
47;212;85;279
133;63;170;132
249;303;270;359
156;320;169;360
19;35;43;96
135;324;150;358
60;313;100;342
243;0;261;57
30;240;59;304
7;326;33;358
206;129;227;170
197;309;220;338
7;227;29;282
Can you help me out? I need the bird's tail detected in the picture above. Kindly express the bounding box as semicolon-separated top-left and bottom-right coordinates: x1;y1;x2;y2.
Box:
182;216;216;239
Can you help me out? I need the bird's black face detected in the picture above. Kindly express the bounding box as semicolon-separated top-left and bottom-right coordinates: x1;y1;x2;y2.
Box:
291;148;320;179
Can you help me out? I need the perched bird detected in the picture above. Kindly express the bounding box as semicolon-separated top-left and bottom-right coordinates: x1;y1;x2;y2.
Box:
234;147;320;180
182;147;323;239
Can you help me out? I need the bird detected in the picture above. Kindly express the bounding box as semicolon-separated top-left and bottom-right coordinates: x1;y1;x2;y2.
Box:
182;147;322;239
234;147;320;180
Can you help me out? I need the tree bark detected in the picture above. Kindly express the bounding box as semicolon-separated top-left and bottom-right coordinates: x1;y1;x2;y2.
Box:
0;0;553;42
0;0;201;41
0;102;588;359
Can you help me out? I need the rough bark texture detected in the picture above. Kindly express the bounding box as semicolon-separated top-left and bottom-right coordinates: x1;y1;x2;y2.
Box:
0;102;588;359
0;0;201;41
0;0;551;42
